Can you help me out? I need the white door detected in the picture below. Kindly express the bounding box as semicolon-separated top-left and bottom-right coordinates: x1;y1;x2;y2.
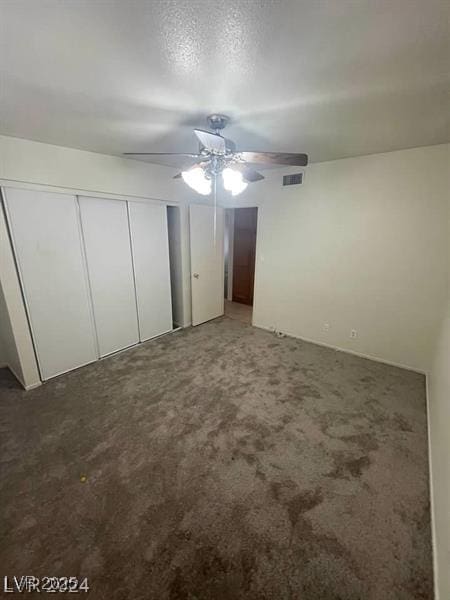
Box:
79;197;139;356
128;202;172;341
189;204;224;326
4;188;98;380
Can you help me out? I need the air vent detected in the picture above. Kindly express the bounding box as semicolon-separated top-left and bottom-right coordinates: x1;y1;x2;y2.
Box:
283;173;303;186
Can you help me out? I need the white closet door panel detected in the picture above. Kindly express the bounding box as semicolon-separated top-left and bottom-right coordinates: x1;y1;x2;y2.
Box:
4;188;97;380
128;202;172;341
79;197;139;356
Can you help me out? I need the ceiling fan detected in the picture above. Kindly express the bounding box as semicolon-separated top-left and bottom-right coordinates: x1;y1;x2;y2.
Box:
124;114;308;196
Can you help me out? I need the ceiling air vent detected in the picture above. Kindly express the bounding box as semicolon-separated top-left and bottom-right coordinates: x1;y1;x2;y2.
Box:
283;173;303;186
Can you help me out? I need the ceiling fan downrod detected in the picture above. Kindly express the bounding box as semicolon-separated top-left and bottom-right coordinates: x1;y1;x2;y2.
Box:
207;114;229;134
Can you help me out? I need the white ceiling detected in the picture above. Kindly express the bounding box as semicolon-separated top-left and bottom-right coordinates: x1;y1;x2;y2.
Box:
1;0;448;168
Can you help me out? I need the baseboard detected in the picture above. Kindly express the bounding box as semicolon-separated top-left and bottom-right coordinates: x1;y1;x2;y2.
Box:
426;375;439;600
4;363;41;391
253;323;425;375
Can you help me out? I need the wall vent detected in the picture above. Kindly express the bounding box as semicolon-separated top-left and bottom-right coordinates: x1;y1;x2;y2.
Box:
282;173;303;186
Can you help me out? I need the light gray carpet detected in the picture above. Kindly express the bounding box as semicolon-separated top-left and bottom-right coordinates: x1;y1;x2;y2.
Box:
0;317;433;599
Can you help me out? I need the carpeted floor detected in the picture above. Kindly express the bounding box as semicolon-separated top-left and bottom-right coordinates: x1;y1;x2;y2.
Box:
0;317;433;599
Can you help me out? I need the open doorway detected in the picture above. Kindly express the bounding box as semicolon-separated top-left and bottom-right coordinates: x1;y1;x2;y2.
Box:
224;207;258;325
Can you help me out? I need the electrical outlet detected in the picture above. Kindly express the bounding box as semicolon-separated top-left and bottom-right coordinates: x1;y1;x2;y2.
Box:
323;322;330;332
350;329;357;339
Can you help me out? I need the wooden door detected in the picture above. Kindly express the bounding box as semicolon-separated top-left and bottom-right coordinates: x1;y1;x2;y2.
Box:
232;207;257;305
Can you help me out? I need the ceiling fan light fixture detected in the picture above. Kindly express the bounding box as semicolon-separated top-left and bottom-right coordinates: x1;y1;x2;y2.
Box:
181;167;211;195
222;167;248;196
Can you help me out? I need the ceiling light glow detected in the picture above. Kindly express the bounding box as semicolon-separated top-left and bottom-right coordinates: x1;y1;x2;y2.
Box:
222;168;248;196
181;167;211;195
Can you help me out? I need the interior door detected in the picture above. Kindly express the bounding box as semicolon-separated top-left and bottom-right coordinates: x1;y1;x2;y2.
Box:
232;207;258;305
79;197;139;356
189;204;224;326
128;202;173;341
4;188;98;380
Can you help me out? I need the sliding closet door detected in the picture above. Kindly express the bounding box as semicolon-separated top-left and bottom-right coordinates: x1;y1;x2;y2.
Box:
79;197;139;357
4;188;97;380
128;202;172;341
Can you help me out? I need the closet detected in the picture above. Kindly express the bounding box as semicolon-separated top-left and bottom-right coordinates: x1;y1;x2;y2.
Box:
3;187;173;381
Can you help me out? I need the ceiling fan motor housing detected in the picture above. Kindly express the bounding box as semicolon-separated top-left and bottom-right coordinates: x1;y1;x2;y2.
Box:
207;114;229;132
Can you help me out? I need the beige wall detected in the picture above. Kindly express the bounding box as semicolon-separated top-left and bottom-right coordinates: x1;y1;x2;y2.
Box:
244;144;449;373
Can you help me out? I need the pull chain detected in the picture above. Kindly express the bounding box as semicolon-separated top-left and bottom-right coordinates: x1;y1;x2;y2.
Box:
213;172;217;246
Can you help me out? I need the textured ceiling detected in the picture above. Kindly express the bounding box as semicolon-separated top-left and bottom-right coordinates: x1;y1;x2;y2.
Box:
1;0;448;167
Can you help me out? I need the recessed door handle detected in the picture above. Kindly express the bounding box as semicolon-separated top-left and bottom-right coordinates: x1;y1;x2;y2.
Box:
193;273;199;279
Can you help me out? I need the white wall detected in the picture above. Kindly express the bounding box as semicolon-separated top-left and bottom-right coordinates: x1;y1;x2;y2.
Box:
244;144;449;373
0;135;193;203
428;190;449;600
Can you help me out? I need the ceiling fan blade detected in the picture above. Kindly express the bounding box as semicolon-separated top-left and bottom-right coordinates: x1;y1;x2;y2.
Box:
224;137;236;152
194;129;226;153
233;164;265;182
123;152;201;157
239;152;308;166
